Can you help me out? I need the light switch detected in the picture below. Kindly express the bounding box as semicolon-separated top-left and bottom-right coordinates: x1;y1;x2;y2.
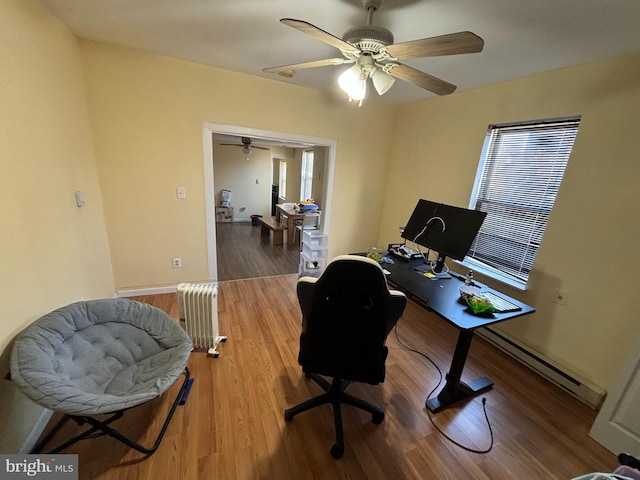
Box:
75;191;86;207
176;187;186;199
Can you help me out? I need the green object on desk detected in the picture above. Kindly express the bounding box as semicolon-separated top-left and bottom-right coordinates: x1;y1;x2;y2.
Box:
465;294;496;315
366;250;384;263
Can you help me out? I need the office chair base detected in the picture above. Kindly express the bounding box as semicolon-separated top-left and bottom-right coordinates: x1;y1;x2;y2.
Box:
285;373;384;458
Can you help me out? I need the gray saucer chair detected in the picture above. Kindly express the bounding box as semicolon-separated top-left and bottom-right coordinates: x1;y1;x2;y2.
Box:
285;254;407;458
10;298;193;455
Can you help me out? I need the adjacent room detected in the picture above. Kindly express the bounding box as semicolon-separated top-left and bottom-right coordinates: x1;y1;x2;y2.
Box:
2;0;640;479
211;134;328;280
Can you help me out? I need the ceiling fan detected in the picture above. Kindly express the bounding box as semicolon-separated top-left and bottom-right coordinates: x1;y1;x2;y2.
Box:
219;137;270;155
263;0;484;104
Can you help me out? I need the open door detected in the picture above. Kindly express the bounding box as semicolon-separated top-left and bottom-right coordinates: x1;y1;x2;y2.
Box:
203;122;336;282
590;332;640;455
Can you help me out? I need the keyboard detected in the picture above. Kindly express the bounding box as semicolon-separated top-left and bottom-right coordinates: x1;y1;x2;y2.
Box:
482;291;522;313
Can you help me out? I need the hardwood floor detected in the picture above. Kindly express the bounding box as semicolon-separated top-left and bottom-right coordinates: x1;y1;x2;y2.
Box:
37;275;617;479
215;222;299;281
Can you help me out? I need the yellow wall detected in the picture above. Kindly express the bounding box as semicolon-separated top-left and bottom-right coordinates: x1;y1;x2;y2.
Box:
79;40;396;289
284;149;303;204
0;0;114;452
379;50;640;390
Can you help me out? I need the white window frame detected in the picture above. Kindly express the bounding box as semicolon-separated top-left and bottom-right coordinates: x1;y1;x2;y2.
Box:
278;160;287;200
300;150;314;201
462;116;581;289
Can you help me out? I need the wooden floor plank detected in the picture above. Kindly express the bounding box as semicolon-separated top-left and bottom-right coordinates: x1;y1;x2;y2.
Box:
215;222;299;281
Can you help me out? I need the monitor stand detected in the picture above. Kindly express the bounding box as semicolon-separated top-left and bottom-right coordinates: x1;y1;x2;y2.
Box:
413;259;452;279
433;271;452;279
432;255;451;279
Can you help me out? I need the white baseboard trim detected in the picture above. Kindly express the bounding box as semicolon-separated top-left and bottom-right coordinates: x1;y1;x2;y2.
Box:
117;285;178;297
20;409;53;454
117;281;219;298
478;327;606;409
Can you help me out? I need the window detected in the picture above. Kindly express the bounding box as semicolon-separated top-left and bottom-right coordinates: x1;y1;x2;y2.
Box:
467;117;581;288
279;160;287;200
300;150;314;201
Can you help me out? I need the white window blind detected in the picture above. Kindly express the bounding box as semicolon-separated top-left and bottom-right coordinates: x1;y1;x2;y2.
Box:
468;117;580;286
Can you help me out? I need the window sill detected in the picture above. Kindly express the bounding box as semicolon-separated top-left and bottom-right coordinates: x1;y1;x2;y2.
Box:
454;257;528;291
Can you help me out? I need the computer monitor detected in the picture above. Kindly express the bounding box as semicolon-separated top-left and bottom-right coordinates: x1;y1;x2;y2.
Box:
401;199;487;273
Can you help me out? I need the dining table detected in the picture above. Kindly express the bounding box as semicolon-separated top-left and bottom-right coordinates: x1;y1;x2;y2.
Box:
275;204;318;246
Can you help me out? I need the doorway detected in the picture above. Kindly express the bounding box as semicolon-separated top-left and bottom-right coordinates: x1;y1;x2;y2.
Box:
202;122;336;282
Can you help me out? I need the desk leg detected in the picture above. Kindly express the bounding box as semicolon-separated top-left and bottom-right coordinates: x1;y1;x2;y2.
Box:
425;329;493;413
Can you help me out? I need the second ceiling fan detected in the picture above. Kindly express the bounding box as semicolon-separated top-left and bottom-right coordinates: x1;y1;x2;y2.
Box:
263;0;484;104
219;137;270;155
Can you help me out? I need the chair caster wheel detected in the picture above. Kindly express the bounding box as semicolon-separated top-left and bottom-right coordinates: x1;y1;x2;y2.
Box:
372;411;384;424
330;444;344;459
284;409;294;422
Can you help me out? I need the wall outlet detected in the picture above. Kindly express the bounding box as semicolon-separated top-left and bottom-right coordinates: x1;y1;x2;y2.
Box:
554;288;568;305
176;187;186;199
172;257;182;268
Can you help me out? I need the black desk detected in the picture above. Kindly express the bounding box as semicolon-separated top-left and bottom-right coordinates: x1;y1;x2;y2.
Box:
382;259;535;412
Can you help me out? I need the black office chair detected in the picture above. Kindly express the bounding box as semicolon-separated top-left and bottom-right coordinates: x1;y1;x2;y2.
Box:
285;254;407;458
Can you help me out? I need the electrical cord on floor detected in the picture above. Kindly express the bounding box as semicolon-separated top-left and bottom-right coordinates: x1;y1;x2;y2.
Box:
393;323;494;454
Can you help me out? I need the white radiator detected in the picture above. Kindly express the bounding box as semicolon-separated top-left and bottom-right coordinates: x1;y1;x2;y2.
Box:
177;282;226;357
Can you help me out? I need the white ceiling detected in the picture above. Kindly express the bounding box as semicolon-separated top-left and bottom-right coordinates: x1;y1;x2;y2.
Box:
39;0;640;106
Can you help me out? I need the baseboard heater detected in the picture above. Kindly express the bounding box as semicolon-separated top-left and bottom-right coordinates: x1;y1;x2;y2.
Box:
477;327;606;409
177;282;227;358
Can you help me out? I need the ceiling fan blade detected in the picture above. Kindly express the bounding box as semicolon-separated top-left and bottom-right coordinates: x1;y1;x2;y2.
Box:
384;31;484;60
263;58;352;74
386;63;456;95
280;18;360;54
219;143;269;150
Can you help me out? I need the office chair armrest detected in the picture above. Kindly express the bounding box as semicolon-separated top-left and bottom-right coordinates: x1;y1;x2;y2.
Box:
297;277;319;318
298;276;319;285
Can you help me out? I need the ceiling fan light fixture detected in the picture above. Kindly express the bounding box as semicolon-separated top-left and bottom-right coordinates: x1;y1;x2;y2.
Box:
372;68;395;95
338;65;360;93
338;65;367;103
242;146;252;155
